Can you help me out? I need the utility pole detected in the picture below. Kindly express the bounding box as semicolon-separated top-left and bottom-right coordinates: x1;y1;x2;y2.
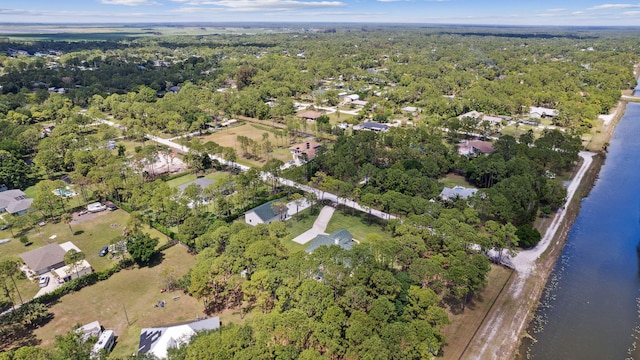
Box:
123;304;130;325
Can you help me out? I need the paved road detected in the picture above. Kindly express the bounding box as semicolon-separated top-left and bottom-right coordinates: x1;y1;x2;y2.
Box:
510;151;595;274
92;116;394;220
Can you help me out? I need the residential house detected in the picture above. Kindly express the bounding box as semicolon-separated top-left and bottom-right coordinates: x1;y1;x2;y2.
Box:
178;178;216;194
297;110;323;121
353;122;389;132
290;141;322;165
245;200;287;226
0;189;33;216
458;140;495;156
529;106;558;119
440;186;478;201
306;229;355;253
351;100;368;107
457;111;505;125
20;243;67;275
401;106;418;114
138;317;221;359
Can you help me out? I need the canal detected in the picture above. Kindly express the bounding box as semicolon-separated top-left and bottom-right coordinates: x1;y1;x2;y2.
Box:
527;86;640;359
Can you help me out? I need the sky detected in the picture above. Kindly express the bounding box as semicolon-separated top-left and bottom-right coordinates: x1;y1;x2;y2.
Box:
2;0;640;26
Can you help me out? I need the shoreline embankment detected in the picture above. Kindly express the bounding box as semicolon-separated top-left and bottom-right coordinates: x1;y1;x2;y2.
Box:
462;75;634;359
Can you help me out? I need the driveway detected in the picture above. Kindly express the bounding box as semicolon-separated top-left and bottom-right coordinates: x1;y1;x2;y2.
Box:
34;272;63;298
292;206;335;245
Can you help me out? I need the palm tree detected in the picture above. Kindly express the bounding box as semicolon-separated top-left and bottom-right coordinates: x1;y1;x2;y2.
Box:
0;260;24;306
61;213;73;234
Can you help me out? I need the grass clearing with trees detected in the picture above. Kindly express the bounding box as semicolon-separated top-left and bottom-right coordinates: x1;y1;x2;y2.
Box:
325;210;390;242
32;244;200;358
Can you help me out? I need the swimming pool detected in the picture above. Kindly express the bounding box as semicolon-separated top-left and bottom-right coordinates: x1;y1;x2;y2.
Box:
53;188;76;197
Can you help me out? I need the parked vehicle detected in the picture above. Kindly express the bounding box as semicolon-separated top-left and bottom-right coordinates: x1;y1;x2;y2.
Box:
38;275;49;288
99;246;109;257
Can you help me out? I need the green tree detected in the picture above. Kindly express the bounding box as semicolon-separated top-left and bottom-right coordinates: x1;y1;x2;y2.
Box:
0;259;24;306
63;249;86;279
126;232;159;266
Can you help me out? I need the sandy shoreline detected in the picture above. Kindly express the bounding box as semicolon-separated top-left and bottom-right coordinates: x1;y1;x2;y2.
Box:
461;88;632;359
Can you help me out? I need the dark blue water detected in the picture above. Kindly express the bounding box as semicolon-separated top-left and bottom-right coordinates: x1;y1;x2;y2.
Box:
528;99;640;358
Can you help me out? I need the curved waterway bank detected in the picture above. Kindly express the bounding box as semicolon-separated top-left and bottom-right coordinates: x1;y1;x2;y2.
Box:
523;100;640;358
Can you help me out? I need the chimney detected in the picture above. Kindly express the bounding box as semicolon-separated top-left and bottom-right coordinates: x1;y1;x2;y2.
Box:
334;238;339;245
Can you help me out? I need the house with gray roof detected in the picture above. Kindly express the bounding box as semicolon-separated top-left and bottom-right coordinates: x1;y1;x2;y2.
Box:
306;229;355;253
138;317;220;359
177;177;215;193
245;200;287;226
353;122;389;132
440;186;478;201
0;189;33;216
20;243;67;275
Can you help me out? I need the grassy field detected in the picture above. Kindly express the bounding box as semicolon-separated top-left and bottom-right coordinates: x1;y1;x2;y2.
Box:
33;244;201;358
281;209;320;253
165;171;232;189
325;210;390;242
440;265;514;360
440;174;474;188
197;123;292;167
0;209;166;310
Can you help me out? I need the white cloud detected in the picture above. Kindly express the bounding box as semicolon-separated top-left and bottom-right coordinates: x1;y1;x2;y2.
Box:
621;10;640;15
172;0;344;12
101;0;160;5
587;3;640;10
545;8;567;12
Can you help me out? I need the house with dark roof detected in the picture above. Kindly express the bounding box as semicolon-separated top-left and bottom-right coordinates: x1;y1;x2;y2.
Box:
297;110;323;121
20;243;67;275
458;140;495;156
245;200;287;226
306;229;354;253
290;141;322;165
440;186;478;201
0;189;33;216
353;122;389;132
138;317;220;359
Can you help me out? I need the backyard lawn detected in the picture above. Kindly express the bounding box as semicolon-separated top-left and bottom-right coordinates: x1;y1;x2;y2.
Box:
197;123;292;167
0;209;167;309
325;210;390;243
440;174;474;188
33;244;201;358
165;171;233;189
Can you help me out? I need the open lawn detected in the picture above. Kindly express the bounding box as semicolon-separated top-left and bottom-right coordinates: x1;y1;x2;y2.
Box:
327;111;355;125
440;173;474;188
197;123;292;167
440;265;514;360
165;171;233;189
282;209;320;253
0;209;166;307
33;244;201;358
325;210;390;242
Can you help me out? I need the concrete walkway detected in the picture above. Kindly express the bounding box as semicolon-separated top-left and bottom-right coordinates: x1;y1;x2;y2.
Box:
292;206;335;244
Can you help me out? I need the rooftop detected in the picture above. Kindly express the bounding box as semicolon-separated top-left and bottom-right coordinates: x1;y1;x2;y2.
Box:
138;317;220;359
297;110;323;120
306;229;354;253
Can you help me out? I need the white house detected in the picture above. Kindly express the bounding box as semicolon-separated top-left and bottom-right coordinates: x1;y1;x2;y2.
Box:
52;259;92;283
529;106;558;118
440;186;478;201
138;317;220;359
245;200;287;226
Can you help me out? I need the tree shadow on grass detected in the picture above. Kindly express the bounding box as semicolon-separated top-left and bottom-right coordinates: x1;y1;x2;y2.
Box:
73;230;84;236
145;252;166;268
